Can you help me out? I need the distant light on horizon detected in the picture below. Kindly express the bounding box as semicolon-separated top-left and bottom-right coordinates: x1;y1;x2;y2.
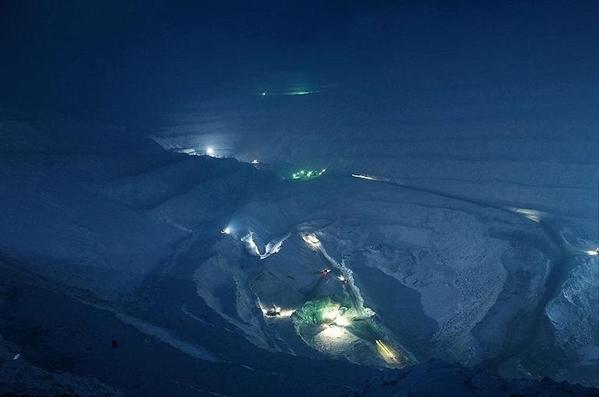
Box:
206;147;215;156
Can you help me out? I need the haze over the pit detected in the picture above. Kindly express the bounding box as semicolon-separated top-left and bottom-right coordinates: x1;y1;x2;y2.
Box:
1;0;597;161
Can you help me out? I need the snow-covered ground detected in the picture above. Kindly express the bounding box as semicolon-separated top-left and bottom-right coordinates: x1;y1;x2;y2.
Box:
201;172;595;383
154;110;599;387
0;118;597;395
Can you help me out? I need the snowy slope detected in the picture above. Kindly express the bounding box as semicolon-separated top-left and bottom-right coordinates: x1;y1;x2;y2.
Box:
157;115;599;386
1;119;596;395
201;175;571;377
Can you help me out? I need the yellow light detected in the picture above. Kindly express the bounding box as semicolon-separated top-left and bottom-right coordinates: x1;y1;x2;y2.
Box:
375;339;400;364
260;303;295;319
511;207;542;223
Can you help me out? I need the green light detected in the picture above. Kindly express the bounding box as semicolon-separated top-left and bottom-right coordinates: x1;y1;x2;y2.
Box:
290;168;326;181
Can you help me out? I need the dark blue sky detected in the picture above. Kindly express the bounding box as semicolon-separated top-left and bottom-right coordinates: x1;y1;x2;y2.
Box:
1;0;598;141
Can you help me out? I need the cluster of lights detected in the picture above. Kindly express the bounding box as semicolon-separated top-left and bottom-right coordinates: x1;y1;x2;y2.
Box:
291;168;326;181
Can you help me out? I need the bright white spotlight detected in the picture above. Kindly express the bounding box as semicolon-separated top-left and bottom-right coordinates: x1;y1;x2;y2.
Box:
221;226;232;235
206;147;215;156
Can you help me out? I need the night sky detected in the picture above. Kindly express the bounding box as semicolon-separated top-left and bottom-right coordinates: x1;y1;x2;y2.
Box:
1;1;598;147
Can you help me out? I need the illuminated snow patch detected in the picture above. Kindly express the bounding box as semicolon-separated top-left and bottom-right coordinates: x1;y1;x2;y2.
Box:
301;232;321;250
278;309;295;318
260;303;295;319
312;324;356;355
321;305;340;322
241;231;289;259
510;207;543;223
221;226;233;235
262;234;289;258
285;90;319;96
333;315;351;327
294;298;356;329
351;173;390;182
178;148;201;156
241;232;261;256
351;173;377;181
